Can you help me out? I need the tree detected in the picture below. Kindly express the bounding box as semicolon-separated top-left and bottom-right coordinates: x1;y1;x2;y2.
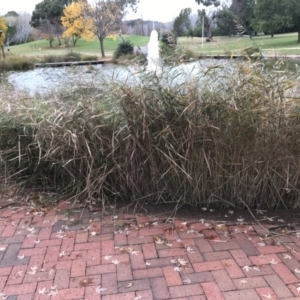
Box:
4;13;33;46
0;18;8;59
61;0;94;46
4;15;17;46
39;19;57;47
254;0;287;38
195;0;220;7
4;11;19;17
252;0;300;42
87;0;123;57
230;0;255;34
116;0;139;13
14;13;33;44
30;0;71;47
195;8;217;38
282;0;300;43
188;27;195;40
215;7;237;36
195;0;220;37
173;8;192;36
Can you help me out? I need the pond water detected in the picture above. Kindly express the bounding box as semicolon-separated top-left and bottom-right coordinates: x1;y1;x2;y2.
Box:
6;58;300;96
7;60;230;96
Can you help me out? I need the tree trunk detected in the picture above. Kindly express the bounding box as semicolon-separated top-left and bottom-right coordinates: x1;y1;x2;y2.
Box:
72;35;78;46
57;37;61;46
1;46;5;59
298;29;300;43
271;32;274;38
100;38;105;57
119;30;125;43
49;40;53;48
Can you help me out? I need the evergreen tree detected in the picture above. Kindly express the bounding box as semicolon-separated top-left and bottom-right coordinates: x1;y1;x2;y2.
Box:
283;0;300;43
230;0;255;34
254;0;287;37
173;8;192;37
195;0;220;7
30;0;71;47
215;7;237;36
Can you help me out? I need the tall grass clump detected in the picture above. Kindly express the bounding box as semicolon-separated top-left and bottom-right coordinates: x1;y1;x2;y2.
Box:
1;59;300;209
0;56;36;71
0;52;99;71
81;54;98;61
42;52;83;63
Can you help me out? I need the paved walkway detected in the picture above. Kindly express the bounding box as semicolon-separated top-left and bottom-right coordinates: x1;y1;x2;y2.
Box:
0;201;299;300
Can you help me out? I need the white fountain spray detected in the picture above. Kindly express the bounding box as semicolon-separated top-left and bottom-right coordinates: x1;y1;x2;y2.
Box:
147;24;161;73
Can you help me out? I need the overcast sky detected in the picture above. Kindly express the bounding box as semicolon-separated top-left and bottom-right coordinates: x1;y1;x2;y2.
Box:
0;0;230;22
126;0;205;22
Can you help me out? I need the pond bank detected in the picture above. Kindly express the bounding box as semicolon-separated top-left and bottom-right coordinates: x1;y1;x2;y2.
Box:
199;54;300;60
35;58;113;68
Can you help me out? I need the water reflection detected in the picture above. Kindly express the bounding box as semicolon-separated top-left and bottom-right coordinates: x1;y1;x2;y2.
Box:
8;58;300;97
8;60;229;96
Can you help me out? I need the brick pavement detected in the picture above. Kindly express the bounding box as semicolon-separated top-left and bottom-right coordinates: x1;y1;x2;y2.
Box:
0;201;298;299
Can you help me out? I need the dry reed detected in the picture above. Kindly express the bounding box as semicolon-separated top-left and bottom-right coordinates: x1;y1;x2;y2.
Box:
1;59;300;209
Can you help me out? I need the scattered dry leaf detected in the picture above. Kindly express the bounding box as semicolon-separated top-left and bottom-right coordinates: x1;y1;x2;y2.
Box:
206;235;217;241
176;226;185;232
154;236;165;244
80;278;93;287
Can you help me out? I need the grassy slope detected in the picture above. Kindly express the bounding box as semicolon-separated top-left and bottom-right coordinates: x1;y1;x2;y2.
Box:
7;35;150;58
178;33;300;56
5;32;300;58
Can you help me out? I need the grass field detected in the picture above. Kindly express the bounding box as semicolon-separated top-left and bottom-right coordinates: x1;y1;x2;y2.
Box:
4;32;300;59
6;35;150;58
178;32;300;56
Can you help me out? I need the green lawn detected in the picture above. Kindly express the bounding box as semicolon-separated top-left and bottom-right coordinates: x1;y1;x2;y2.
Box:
5;32;300;59
178;32;300;56
7;35;150;58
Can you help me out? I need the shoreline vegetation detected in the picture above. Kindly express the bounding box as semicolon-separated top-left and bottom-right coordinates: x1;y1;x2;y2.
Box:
1;59;300;209
1;32;300;71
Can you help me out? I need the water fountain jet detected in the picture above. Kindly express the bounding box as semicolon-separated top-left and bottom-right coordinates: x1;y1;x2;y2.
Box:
147;30;161;73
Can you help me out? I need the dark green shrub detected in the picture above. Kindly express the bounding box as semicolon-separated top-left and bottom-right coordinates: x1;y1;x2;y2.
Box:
114;41;134;58
193;27;203;37
160;42;175;58
161;31;177;48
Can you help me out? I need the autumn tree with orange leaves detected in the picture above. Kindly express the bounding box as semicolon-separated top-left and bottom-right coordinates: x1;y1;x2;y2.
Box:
0;17;8;59
61;0;94;46
62;0;122;57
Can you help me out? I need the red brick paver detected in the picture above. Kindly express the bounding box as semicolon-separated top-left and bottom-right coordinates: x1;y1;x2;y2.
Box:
0;202;298;299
